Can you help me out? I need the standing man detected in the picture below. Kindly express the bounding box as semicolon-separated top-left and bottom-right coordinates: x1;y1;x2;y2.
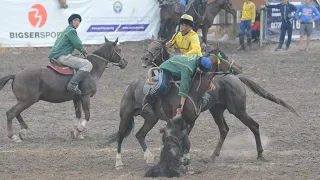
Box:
295;0;320;51
238;0;256;50
262;0;297;51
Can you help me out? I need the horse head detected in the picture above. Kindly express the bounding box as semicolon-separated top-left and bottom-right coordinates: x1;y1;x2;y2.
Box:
141;35;168;68
92;37;128;69
206;43;242;75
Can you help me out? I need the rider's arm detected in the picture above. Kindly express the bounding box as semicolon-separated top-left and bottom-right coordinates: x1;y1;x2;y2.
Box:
184;35;201;55
66;29;85;53
251;3;256;24
168;32;178;50
178;69;192;98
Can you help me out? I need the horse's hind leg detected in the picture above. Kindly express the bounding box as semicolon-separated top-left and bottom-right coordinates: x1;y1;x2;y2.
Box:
209;106;229;161
136;114;159;166
234;111;265;161
6;101;33;142
16;114;28;141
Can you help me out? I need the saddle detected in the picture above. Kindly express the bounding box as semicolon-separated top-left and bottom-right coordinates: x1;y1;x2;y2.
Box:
47;58;75;75
142;67;179;96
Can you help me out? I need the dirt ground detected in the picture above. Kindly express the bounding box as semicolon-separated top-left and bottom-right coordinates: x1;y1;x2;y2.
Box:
0;40;320;180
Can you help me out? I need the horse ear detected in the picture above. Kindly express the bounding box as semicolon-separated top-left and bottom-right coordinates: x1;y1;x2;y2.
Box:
160;127;166;134
113;37;119;45
104;36;109;43
216;43;220;52
209;44;215;51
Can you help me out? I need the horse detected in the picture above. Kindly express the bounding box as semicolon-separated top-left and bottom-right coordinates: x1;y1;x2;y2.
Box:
135;40;298;166
106;58;217;170
198;0;237;47
0;37;128;143
158;0;206;40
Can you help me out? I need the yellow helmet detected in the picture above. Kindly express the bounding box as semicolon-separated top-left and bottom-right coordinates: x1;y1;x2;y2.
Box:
180;14;193;27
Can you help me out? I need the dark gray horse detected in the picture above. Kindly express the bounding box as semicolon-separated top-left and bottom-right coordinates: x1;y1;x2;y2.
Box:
198;0;237;47
128;40;298;166
106;65;216;170
0;37;128;142
158;0;206;39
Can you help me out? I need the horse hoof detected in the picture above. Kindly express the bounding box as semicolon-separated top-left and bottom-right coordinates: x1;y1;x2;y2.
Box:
199;157;212;164
115;165;123;170
78;134;85;140
19;129;27;141
11;135;22;143
257;156;268;162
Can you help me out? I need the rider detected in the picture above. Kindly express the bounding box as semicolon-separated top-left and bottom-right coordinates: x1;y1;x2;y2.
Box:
167;14;202;56
142;54;212;116
48;14;92;95
180;0;189;14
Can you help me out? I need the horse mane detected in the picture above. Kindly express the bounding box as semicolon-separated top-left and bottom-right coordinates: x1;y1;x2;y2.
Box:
92;42;114;59
207;50;228;60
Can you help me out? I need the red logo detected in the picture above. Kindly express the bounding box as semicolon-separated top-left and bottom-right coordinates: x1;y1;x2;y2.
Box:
28;4;47;28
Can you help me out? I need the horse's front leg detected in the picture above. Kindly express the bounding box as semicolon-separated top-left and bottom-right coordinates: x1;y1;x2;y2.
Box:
71;96;84;139
72;95;90;140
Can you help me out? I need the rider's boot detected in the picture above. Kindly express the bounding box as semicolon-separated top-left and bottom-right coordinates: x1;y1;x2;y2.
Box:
247;37;252;51
67;70;89;95
142;91;156;116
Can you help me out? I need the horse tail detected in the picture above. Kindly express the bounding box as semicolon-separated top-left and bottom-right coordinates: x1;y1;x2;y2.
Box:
238;76;299;116
0;75;15;91
106;81;138;145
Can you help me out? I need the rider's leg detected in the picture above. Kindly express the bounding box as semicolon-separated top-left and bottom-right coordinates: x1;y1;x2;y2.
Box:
142;69;170;116
179;0;187;14
57;54;93;95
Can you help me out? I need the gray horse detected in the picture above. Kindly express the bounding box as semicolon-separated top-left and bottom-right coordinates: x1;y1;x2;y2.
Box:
116;40;298;168
106;65;216;170
0;37;128;142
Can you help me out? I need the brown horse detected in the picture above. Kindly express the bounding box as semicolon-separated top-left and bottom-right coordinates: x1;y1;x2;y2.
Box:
158;0;206;39
0;37;128;142
134;40;298;166
198;0;237;48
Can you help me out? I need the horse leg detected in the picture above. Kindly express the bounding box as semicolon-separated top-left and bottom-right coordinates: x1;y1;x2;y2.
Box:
6;101;33;142
114;97;135;170
201;25;209;52
209;106;229;161
71;96;82;139
234;111;265;161
72;95;90;140
136;114;159;166
16;114;28;141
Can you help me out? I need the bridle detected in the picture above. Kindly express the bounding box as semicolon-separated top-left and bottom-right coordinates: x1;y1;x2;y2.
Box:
144;41;166;67
87;47;126;68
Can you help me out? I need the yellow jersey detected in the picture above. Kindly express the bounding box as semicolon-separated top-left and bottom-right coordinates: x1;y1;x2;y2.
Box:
241;1;256;23
168;30;202;56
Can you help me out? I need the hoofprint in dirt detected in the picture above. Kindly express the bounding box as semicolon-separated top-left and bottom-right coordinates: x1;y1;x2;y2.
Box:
0;40;319;180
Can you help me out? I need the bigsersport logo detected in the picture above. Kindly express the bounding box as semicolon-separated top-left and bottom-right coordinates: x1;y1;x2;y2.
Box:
9;4;59;39
113;1;123;13
28;4;47;28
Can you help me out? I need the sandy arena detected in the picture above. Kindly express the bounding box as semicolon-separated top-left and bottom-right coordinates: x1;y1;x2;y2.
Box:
0;40;319;180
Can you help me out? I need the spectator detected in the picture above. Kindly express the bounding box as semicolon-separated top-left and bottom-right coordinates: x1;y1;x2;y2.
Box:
295;0;320;51
251;13;260;43
261;0;297;51
237;0;256;51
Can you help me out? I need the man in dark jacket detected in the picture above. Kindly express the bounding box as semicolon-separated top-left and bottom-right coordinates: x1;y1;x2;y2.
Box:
262;0;297;51
49;14;92;95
